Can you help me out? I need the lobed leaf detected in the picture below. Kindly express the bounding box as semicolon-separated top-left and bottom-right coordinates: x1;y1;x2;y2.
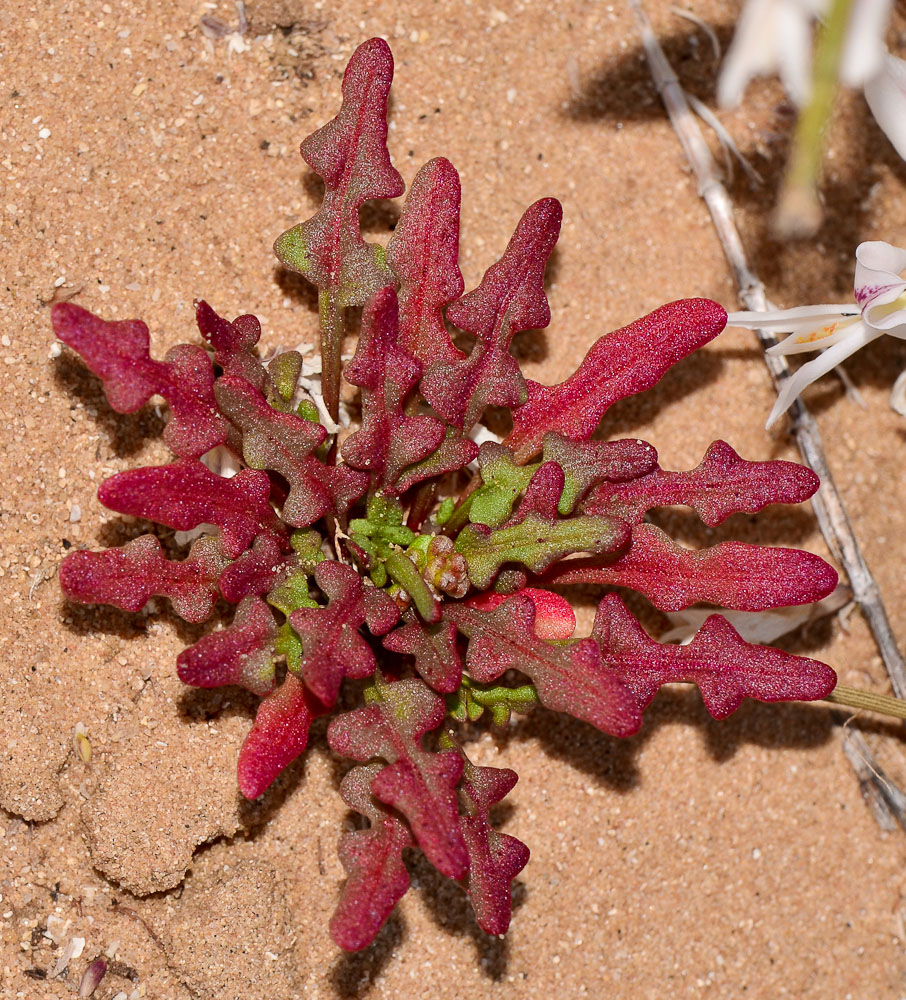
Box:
341;287;447;490
592;593;837;718
327;676;469;879
215;375;367;524
273;37;404;418
541;432;659;514
177;595;279;696
540;522;839;611
53;302;231;459
453;744;529;936
97;460;287;560
445;597;642;737
60;533;228;623
195;299;267;388
582;440;821;527
330;762;413;951
237;672;327;799
288;561;399;706
455;509;629;590
505;299;728;461
382;613;463;693
421;198;562;431
386;156;465;367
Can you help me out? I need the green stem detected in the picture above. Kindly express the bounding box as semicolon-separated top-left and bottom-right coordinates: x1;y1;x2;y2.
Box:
824;683;906;720
384;549;440;623
774;0;855;238
318;290;344;424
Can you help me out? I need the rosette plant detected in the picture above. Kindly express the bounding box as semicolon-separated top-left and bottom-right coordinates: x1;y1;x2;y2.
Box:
55;38;840;951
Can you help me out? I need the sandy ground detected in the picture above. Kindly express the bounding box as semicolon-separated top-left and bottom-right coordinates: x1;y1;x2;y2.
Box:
3;1;906;997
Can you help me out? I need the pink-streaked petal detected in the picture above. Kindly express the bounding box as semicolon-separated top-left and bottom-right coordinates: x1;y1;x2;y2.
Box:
854;239;906;327
767;322;886;427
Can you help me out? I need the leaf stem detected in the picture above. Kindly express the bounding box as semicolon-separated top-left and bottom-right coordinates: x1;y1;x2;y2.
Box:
318;290;344;423
824;683;906;721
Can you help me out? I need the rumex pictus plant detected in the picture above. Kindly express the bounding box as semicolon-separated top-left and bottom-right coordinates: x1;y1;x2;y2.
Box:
55;38;839;951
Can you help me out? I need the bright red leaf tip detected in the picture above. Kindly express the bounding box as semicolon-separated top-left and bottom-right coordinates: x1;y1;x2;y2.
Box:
505;298;728;461
238;673;327;799
465;587;576;639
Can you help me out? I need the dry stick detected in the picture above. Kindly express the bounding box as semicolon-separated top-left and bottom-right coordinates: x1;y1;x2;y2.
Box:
628;0;906;819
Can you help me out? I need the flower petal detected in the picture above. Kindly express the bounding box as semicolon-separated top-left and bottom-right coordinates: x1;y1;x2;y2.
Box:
766;321;884;427
864;54;906;162
839;0;891;87
854;240;906;332
717;0;817;108
766;315;862;355
727;304;856;335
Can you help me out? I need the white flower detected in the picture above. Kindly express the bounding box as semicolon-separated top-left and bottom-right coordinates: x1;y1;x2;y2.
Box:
727;241;906;426
718;0;892;109
717;0;906;164
717;0;824;109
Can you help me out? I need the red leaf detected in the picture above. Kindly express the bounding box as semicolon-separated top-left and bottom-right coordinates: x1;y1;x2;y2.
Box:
177;595;279;696
195;299;267;388
288;561;399;706
52;302;230;459
273;38;404;417
237;673;327;799
582;440;820;526
341;287;446;490
215;375;367;524
421;198;562;431
327;677;469;879
541;432;659;514
97;460;287;559
386;156;465;367
330;762;413;951
592;593;837;718
382;613;464;693
505;298;728;461
445;597;642;737
60;534;228;623
541;523;839;611
454;748;529;936
274;37;404;296
218;535;292;604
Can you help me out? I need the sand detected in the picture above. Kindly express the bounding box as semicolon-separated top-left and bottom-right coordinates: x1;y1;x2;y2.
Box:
3;0;906;997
